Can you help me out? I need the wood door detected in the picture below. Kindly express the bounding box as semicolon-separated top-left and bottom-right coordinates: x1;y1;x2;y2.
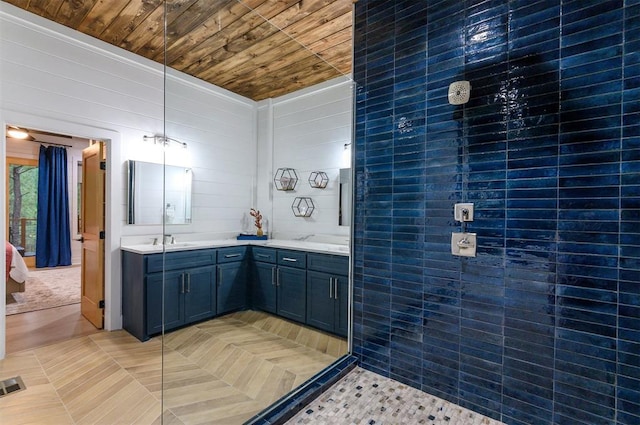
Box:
81;142;105;329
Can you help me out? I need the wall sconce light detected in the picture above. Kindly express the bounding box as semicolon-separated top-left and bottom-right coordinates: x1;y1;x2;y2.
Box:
308;171;329;189
143;135;187;149
292;197;315;217
342;142;352;168
274;167;298;191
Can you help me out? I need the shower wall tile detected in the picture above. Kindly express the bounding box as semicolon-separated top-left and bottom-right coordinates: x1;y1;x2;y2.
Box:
353;1;639;424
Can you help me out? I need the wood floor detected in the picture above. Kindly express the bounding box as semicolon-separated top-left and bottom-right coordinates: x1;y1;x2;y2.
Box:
0;310;348;424
6;303;101;354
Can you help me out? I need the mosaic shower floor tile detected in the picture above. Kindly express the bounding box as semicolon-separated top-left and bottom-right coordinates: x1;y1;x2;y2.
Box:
286;367;505;425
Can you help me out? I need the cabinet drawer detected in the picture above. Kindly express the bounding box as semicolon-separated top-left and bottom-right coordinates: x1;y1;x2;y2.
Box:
217;246;247;263
252;246;276;263
277;249;306;269
307;253;348;275
146;249;216;273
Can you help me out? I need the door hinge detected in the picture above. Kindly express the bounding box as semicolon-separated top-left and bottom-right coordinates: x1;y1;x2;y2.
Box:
100;161;106;170
99;231;105;239
98;300;105;309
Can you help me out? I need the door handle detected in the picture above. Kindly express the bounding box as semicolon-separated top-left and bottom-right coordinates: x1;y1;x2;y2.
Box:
276;268;280;287
181;273;185;294
334;277;338;300
224;253;241;258
271;267;276;286
186;273;191;293
76;236;84;243
329;277;334;299
282;257;297;262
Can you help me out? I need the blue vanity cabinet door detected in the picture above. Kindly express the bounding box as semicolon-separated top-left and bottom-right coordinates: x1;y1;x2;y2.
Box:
253;261;277;314
306;253;349;337
216;247;248;314
146;269;184;335
217;262;247;314
276;266;307;323
306;270;335;333
251;247;277;313
306;271;348;337
335;275;349;337
184;265;217;322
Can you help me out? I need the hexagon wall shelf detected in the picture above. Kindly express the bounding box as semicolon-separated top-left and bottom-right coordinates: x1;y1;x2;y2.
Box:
308;171;329;189
291;197;315;217
274;168;298;191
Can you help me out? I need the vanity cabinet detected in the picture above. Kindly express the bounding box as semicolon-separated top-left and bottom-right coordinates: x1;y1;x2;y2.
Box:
251;247;307;323
122;249;217;341
216;246;248;315
306;253;349;337
122;243;349;342
252;247;277;313
276;250;307;323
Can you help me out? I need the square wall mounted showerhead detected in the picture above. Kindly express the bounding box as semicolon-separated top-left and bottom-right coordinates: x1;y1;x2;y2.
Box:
448;80;471;105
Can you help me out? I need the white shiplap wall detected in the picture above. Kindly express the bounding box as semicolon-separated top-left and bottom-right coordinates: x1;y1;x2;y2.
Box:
257;78;353;240
0;3;256;357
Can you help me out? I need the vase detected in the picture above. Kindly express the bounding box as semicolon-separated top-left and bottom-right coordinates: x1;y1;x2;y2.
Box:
256;228;264;237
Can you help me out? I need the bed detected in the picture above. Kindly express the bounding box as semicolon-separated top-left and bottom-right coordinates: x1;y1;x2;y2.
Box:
6;241;29;302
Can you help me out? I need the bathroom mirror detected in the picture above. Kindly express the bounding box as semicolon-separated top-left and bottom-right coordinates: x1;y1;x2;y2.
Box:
127;160;192;225
339;168;352;226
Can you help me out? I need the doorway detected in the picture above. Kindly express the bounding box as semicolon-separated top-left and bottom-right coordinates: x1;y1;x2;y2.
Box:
4;126;103;349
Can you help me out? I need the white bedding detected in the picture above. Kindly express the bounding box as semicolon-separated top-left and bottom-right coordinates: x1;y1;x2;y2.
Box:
10;244;28;283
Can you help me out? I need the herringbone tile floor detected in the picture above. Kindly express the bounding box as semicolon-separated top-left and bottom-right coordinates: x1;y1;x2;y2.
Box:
0;311;347;425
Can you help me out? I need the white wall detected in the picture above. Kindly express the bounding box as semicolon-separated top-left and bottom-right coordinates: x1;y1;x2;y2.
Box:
0;2;256;358
257;78;353;240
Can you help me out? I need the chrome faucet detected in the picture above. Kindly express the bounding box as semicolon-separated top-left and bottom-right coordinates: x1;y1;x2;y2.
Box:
164;234;175;245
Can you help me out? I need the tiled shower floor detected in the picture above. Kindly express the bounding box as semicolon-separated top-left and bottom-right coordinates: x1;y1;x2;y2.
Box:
286;367;505;425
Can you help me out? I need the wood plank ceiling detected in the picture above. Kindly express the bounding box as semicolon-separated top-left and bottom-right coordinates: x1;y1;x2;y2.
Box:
3;0;353;101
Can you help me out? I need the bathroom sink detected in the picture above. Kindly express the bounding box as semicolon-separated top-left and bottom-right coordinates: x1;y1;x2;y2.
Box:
162;242;198;250
264;239;349;254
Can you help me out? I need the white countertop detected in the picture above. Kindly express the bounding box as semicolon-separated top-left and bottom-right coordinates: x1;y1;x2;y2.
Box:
120;238;350;256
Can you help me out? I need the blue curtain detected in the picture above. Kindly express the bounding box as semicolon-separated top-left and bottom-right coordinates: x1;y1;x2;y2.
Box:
36;145;72;268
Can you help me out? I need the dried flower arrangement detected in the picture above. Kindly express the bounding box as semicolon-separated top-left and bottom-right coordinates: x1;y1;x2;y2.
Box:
250;208;263;236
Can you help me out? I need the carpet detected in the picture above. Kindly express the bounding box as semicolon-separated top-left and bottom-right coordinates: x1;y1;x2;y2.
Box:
6;266;81;315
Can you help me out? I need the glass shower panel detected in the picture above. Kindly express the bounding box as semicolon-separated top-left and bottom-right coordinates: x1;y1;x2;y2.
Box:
161;1;354;422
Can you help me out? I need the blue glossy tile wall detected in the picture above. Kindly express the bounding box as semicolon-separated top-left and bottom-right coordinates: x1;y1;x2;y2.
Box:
352;1;639;424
